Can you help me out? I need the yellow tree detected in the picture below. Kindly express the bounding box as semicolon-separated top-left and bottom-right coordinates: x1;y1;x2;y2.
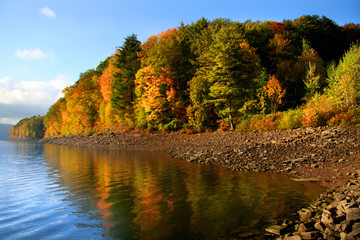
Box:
260;75;286;113
135;67;176;129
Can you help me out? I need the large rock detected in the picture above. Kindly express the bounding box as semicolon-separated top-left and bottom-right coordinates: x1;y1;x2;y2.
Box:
299;209;313;223
346;208;360;222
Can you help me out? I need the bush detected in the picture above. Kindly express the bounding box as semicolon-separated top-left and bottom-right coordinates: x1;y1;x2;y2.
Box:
278;109;303;129
300;93;337;127
235;118;251;132
159;119;183;131
300;110;319;128
249;113;282;130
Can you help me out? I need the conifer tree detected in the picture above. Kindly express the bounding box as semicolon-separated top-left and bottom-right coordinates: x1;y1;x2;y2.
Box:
111;34;141;123
190;25;261;130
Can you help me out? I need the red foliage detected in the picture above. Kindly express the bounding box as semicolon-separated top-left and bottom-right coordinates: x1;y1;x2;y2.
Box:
268;22;287;33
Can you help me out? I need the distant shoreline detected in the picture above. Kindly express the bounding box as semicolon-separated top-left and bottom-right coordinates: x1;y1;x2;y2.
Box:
8;138;42;143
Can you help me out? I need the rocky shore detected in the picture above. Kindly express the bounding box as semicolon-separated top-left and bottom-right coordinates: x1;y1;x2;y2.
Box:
267;171;360;239
42;124;360;188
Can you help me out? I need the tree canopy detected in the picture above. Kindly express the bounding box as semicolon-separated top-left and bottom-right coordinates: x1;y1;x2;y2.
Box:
10;15;360;138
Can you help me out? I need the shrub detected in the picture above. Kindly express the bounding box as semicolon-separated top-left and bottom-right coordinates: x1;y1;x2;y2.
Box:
300;93;337;127
300;110;319;128
249;113;282;130
327;112;352;126
235;118;251;132
278;109;303;129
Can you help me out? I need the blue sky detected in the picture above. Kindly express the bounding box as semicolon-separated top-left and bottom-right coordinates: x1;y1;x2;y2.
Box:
0;0;359;125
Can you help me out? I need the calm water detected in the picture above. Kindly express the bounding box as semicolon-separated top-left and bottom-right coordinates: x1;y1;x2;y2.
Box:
0;141;326;239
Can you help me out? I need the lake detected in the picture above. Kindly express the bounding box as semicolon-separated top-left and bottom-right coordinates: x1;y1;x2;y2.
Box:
0;141;326;239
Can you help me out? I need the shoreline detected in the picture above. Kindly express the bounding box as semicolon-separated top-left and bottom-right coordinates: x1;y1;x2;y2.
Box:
39;124;360;189
14;125;360;238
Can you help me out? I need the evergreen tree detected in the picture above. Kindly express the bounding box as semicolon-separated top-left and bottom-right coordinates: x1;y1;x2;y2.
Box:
190;25;261;130
111;34;141;123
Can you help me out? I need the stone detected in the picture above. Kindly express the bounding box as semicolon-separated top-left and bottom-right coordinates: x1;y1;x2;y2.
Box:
300;231;320;239
299;209;312;223
321;209;335;229
335;193;347;202
352;222;360;231
350;227;360;237
346;208;360;222
265;225;287;235
340;232;356;240
314;221;326;232
298;223;307;233
325;228;339;238
338;200;350;215
284;236;302;240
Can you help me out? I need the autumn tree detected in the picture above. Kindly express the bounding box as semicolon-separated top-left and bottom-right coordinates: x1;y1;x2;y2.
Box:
135;28;194;130
326;43;360;109
260;75;286;113
59;69;102;135
44;98;66;137
98;55;118;126
268;33;303;108
135;67;177;129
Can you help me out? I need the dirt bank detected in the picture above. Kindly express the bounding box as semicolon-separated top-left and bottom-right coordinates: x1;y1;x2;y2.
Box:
41;124;360;189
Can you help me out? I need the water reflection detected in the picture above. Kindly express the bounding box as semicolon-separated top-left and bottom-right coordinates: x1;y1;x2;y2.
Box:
43;144;325;239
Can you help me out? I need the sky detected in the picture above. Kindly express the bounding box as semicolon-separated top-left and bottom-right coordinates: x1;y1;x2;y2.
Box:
0;0;359;125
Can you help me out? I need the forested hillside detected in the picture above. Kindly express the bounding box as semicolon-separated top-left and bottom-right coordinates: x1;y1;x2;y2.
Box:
9;116;44;139
10;15;360;138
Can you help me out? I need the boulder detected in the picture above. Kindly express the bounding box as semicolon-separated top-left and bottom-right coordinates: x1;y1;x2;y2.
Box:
299;209;313;223
346;208;360;222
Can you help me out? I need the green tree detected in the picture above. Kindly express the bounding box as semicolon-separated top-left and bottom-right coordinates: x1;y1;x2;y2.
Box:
303;62;320;101
111;34;141;124
291;15;345;63
326;43;360;109
190;25;261;130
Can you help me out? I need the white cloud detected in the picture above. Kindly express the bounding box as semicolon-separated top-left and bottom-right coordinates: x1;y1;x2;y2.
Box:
0;118;19;125
0;76;11;86
15;48;54;60
40;7;56;19
0;75;72;124
0;75;72;106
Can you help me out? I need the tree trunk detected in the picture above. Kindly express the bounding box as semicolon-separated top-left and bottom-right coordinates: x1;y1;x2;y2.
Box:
228;106;234;131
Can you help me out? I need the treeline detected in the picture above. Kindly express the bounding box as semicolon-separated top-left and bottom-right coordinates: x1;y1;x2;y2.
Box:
9;116;45;139
12;15;360;138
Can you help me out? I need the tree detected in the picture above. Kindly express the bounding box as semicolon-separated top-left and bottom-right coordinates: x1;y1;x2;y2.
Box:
135;67;176;129
190;25;261;130
44;98;66;137
260;76;286;113
303;62;320;101
111;34;141;124
291;15;345;63
326;43;360;109
268;33;303;108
